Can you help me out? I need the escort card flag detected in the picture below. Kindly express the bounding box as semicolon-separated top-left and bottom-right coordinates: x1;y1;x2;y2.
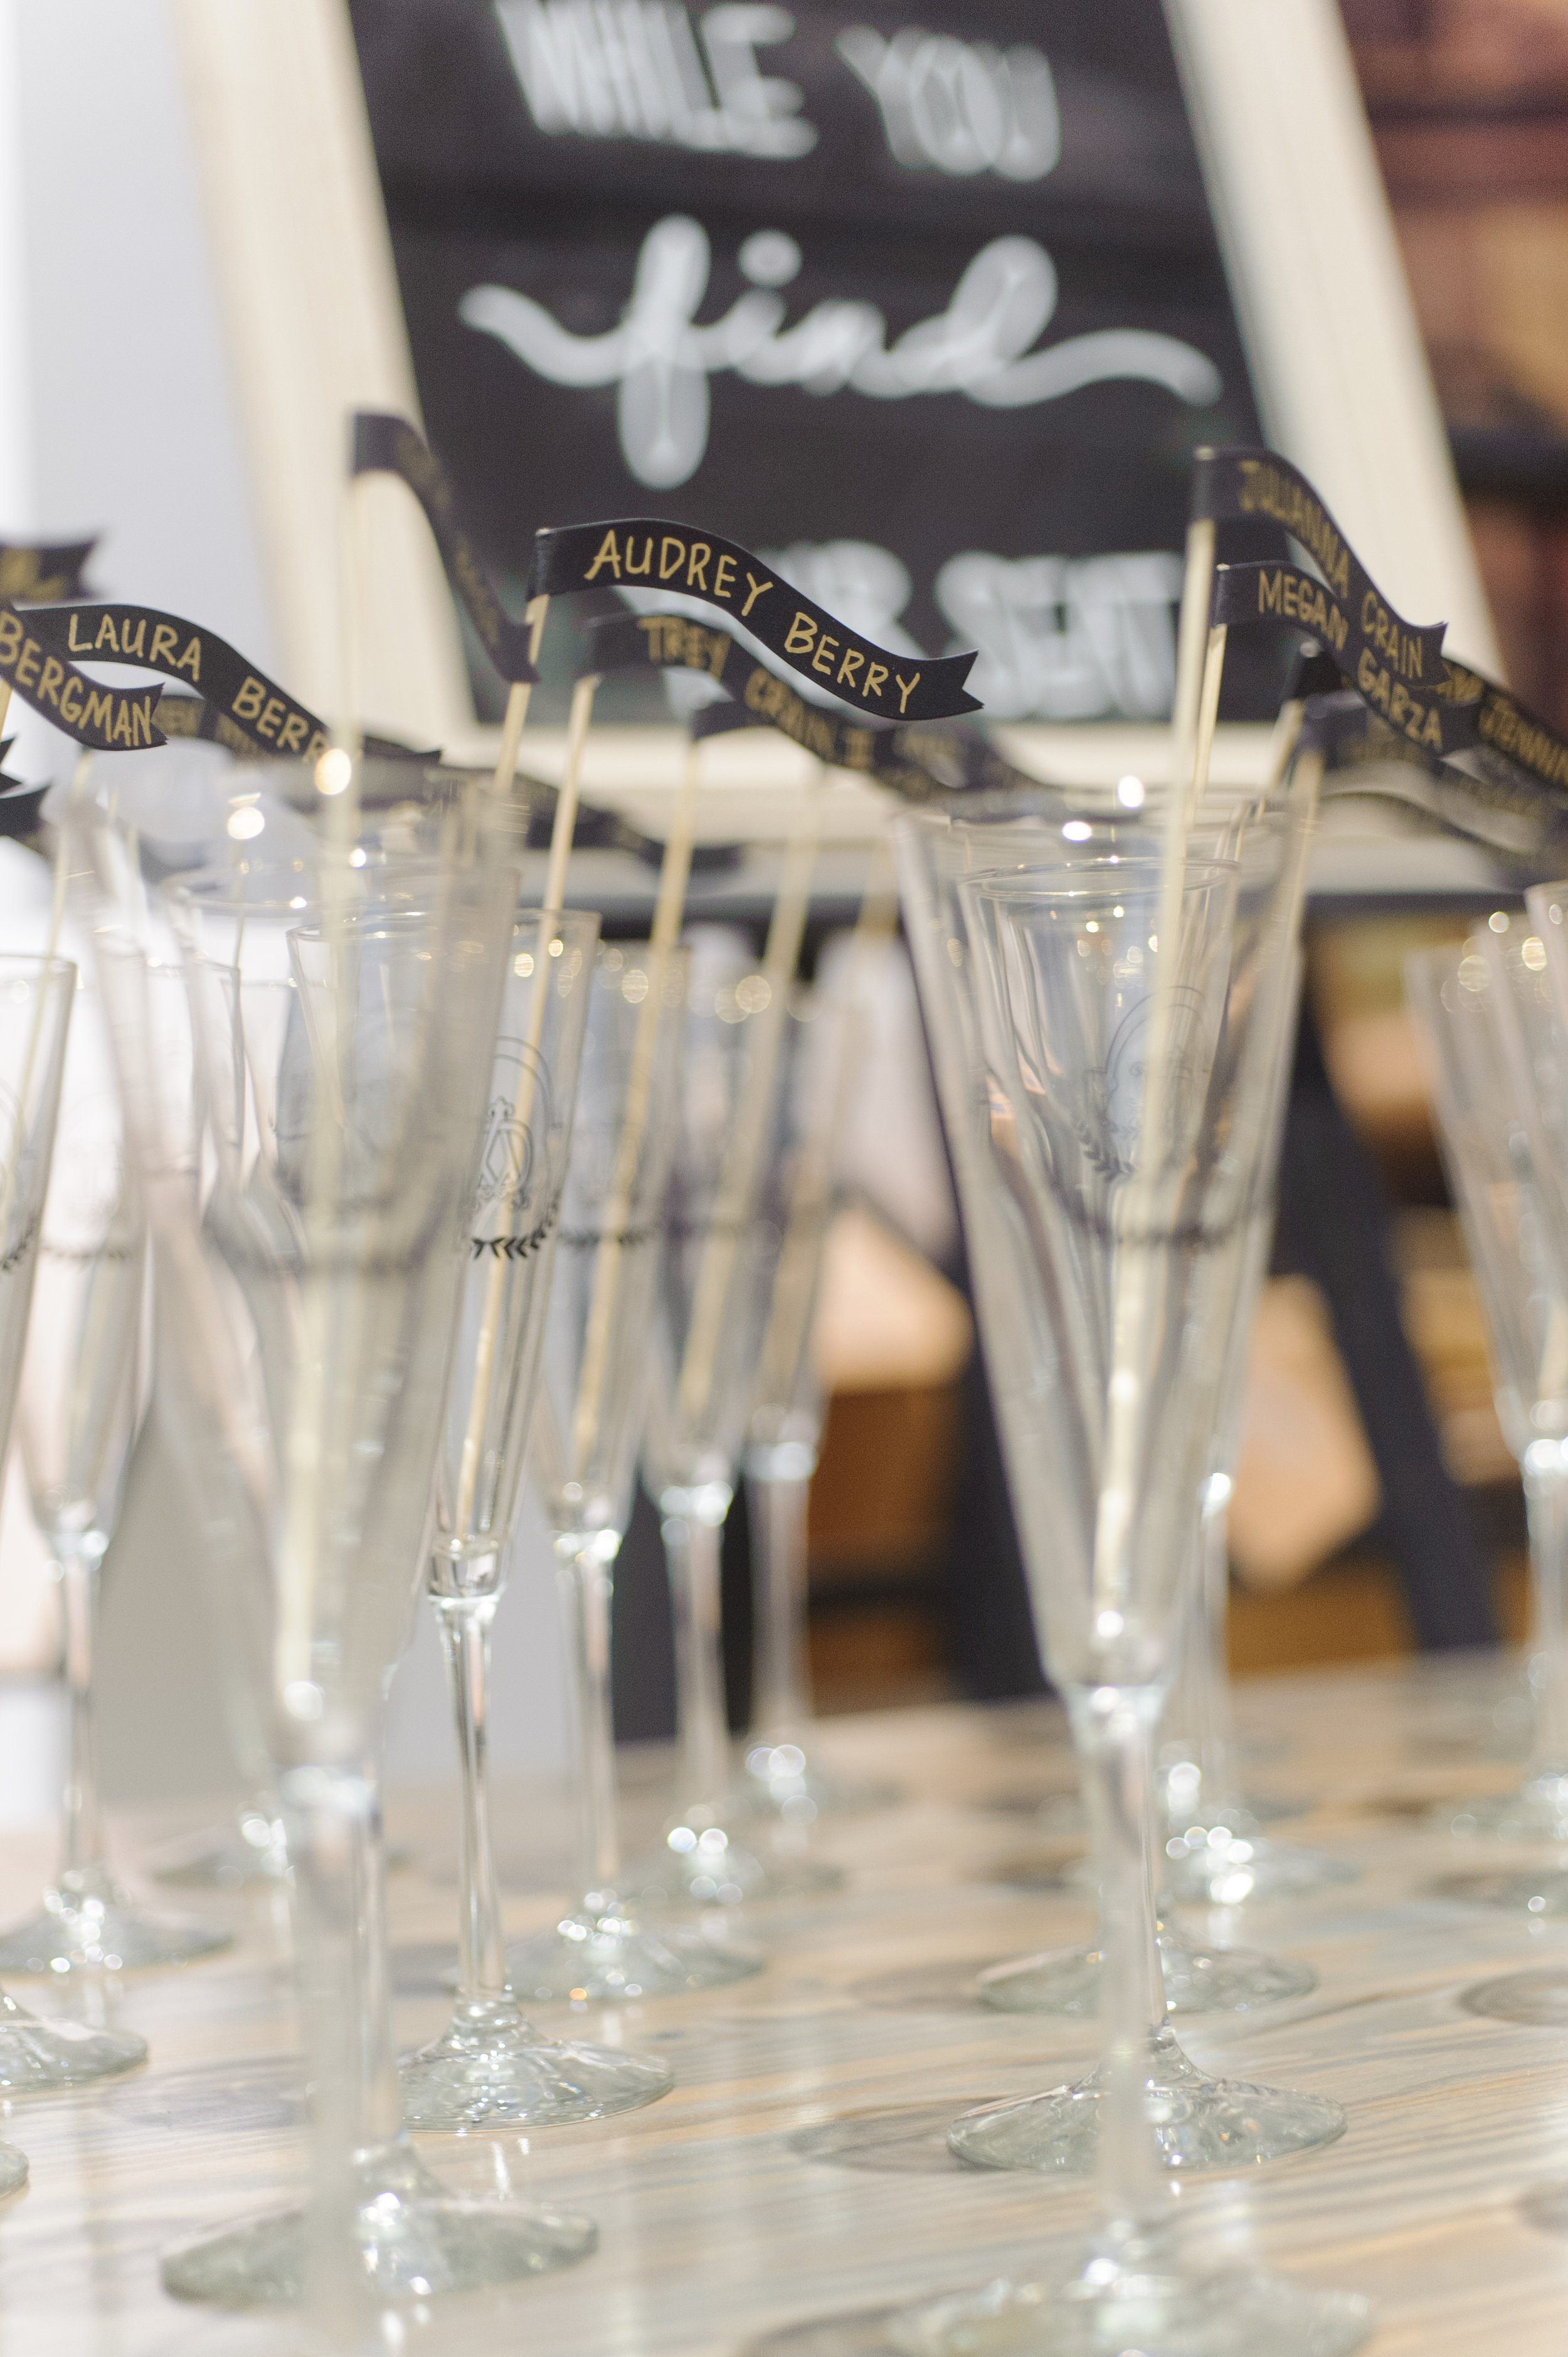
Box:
582;609;1015;801
350;412;538;688
0;540;95;607
532;519;981;721
27;608;437;766
29;604;320;758
0;742;43;838
1197;446;1568;831
0;603;164;751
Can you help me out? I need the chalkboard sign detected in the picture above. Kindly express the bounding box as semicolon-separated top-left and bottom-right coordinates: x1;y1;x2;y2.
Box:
351;2;1269;723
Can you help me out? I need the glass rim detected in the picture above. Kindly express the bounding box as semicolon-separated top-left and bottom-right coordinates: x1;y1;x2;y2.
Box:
163;857;569;928
969;853;1240;905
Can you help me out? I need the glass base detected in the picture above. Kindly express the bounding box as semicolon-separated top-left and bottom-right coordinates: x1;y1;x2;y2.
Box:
151;1810;290;1891
1158;1815;1357;1905
0;1982;146;2086
977;1927;1316;2018
890;2260;1372;2356
0;2144;24;2199
946;2025;1346;2175
0;1881;232;1974
621;1818;843;1908
1432;1865;1568;1913
729;1740;898;1824
160;2137;596;2306
1461;1969;1568;2024
507;1897;763;2002
1443;1773;1568;1841
398;1994;671;2129
1520;2179;1568;2236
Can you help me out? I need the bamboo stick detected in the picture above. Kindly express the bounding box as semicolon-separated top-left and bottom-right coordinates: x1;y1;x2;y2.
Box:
450;666;598;1541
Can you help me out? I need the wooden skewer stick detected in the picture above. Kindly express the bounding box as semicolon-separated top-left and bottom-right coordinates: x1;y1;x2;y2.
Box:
675;767;825;1440
450;665;598;1542
492;598;550;796
467;595;551;854
568;732;706;1474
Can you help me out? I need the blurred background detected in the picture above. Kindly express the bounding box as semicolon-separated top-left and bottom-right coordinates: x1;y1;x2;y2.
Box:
0;0;1561;1817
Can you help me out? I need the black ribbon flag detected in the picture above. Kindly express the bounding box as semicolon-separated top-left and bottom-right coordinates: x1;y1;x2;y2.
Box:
29;604;325;760
0;604;163;751
536;521;980;722
352;412;538;685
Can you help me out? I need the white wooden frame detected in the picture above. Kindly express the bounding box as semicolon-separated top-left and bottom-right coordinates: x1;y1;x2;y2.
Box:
1166;0;1501;674
167;0;474;747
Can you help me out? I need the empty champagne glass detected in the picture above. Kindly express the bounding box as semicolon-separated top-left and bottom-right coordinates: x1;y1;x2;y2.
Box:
0;952;146;2173
510;938;760;2001
82;824;598;2314
734;958;894;1824
400;904;672;2129
893;809;1366;2354
629;938;841;1907
938;814;1334;2016
0;976;228;1977
1407;925;1568;1883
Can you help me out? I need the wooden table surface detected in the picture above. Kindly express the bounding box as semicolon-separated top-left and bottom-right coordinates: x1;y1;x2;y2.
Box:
6;1652;1568;2356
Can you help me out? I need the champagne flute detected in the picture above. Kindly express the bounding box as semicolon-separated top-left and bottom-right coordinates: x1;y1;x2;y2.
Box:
629;937;841;1907
891;811;1367;2354
0;977;228;1976
82;826;599;2314
509;938;760;2000
1406;922;1568;1891
400;904;673;2129
734;957;894;1822
0;952;142;2180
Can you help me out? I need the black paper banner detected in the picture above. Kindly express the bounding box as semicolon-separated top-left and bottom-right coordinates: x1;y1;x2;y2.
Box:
0;541;95;606
1217;548;1568;816
0;740;43;838
351;412;537;685
1436;662;1568;800
1194;449;1448;692
535;521;980;722
0;605;163;750
591;610;946;812
30;604;327;760
586;609;955;795
1212;563;1471;756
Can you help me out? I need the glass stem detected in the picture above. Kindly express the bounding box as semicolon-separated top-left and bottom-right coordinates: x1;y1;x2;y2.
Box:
280;1755;401;2334
1195;1471;1237;1815
435;1595;509;2003
664;1504;731;1813
557;1542;623;1898
746;1464;813;1738
58;1540;108;1893
1070;1682;1165;2243
1525;1440;1568;1772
